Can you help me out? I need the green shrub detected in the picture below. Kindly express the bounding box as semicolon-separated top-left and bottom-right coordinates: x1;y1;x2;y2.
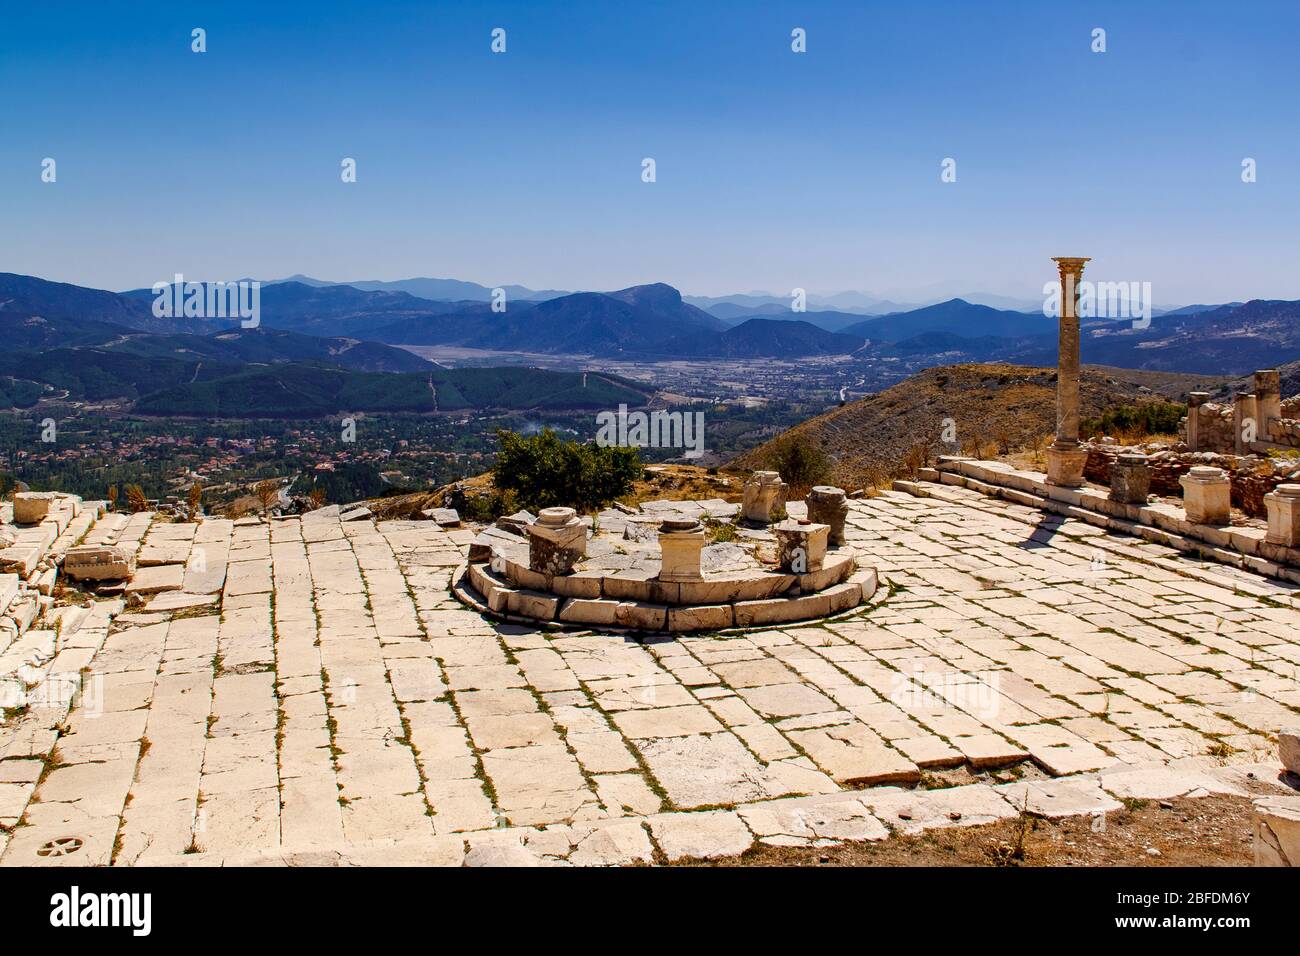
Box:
492;429;641;513
765;433;832;491
1081;402;1186;439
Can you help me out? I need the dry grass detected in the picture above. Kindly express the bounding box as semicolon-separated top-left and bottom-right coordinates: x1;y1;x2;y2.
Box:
731;363;1223;490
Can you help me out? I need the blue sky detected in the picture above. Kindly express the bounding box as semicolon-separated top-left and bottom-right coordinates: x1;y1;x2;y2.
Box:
2;0;1296;303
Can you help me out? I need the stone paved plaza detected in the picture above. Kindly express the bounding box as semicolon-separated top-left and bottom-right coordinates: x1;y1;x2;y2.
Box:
2;483;1298;867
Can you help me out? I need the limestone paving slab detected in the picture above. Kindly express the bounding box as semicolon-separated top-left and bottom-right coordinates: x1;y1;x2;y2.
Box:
4;488;1299;867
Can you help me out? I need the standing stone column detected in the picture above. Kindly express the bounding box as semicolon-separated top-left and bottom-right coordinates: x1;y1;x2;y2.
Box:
1046;257;1091;486
1234;391;1258;454
1185;392;1209;451
1255;369;1282;442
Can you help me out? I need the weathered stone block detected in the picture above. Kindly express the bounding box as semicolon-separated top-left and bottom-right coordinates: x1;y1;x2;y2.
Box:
821;581;862;614
657;518;705;583
796;551;854;592
806;486;849;545
666;603;734;633
1108;453;1151;505
603;571;655;603
771;520;829;573
124;563;183;595
13;492;57;525
1280;727;1300;778
1045;443;1088;487
506;589;561;620
558;597;619;627
614;601;668;631
678;574;790;604
1264;484;1300;547
734;592;830;627
1254;795;1300;866
62;544;134;581
1180;465;1231;525
423;507;461;527
741;471;787;524
548;570;602;599
526;507;586;576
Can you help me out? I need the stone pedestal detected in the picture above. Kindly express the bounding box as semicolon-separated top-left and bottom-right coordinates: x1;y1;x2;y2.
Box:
657;518;706;582
1264;483;1300;546
1108;453;1151;504
526;507;586;576
1047;256;1091;487
1179;466;1231;526
1045;443;1089;487
742;470;787;524
1184;392;1209;451
772;520;829;573
806;486;848;546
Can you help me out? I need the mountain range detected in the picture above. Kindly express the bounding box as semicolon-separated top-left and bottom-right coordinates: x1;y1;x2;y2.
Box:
5;271;1300;377
0;275;656;414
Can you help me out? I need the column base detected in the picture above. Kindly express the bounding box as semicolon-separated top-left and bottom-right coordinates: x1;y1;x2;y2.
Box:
1045;444;1089;487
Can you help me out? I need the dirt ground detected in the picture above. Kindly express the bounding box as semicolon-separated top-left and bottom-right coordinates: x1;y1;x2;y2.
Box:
687;795;1256;867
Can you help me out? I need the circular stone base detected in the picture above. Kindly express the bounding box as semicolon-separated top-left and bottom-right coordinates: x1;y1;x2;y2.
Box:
454;550;877;634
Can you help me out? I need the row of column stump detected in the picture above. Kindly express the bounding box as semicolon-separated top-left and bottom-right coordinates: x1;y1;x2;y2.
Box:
1107;455;1300;546
522;472;852;581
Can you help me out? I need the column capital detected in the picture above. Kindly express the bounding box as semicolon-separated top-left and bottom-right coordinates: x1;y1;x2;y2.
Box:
1051;256;1091;278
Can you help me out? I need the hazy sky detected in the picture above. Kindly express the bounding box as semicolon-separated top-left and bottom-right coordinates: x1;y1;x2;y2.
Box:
2;0;1297;303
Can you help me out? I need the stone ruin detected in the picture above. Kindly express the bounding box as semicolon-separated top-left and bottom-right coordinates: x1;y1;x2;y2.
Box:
0;490;148;710
1184;369;1300;455
806;485;849;545
1074;366;1300;520
459;484;874;633
894;256;1300;584
740;470;787;524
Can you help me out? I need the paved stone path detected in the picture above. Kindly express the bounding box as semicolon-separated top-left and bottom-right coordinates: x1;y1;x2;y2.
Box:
2;486;1298;866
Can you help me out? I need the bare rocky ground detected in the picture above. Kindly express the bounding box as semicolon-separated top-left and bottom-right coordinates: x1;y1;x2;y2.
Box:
691;794;1257;867
1;483;1298;867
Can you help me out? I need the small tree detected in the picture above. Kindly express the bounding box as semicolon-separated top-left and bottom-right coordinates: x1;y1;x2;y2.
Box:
254;479;280;513
187;481;203;514
106;484;118;511
492;429;640;513
124;484;148;513
308;486;327;510
765;433;831;494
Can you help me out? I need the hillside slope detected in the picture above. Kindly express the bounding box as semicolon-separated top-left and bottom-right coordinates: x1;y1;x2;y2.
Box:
132;363;652;417
731;363;1223;488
